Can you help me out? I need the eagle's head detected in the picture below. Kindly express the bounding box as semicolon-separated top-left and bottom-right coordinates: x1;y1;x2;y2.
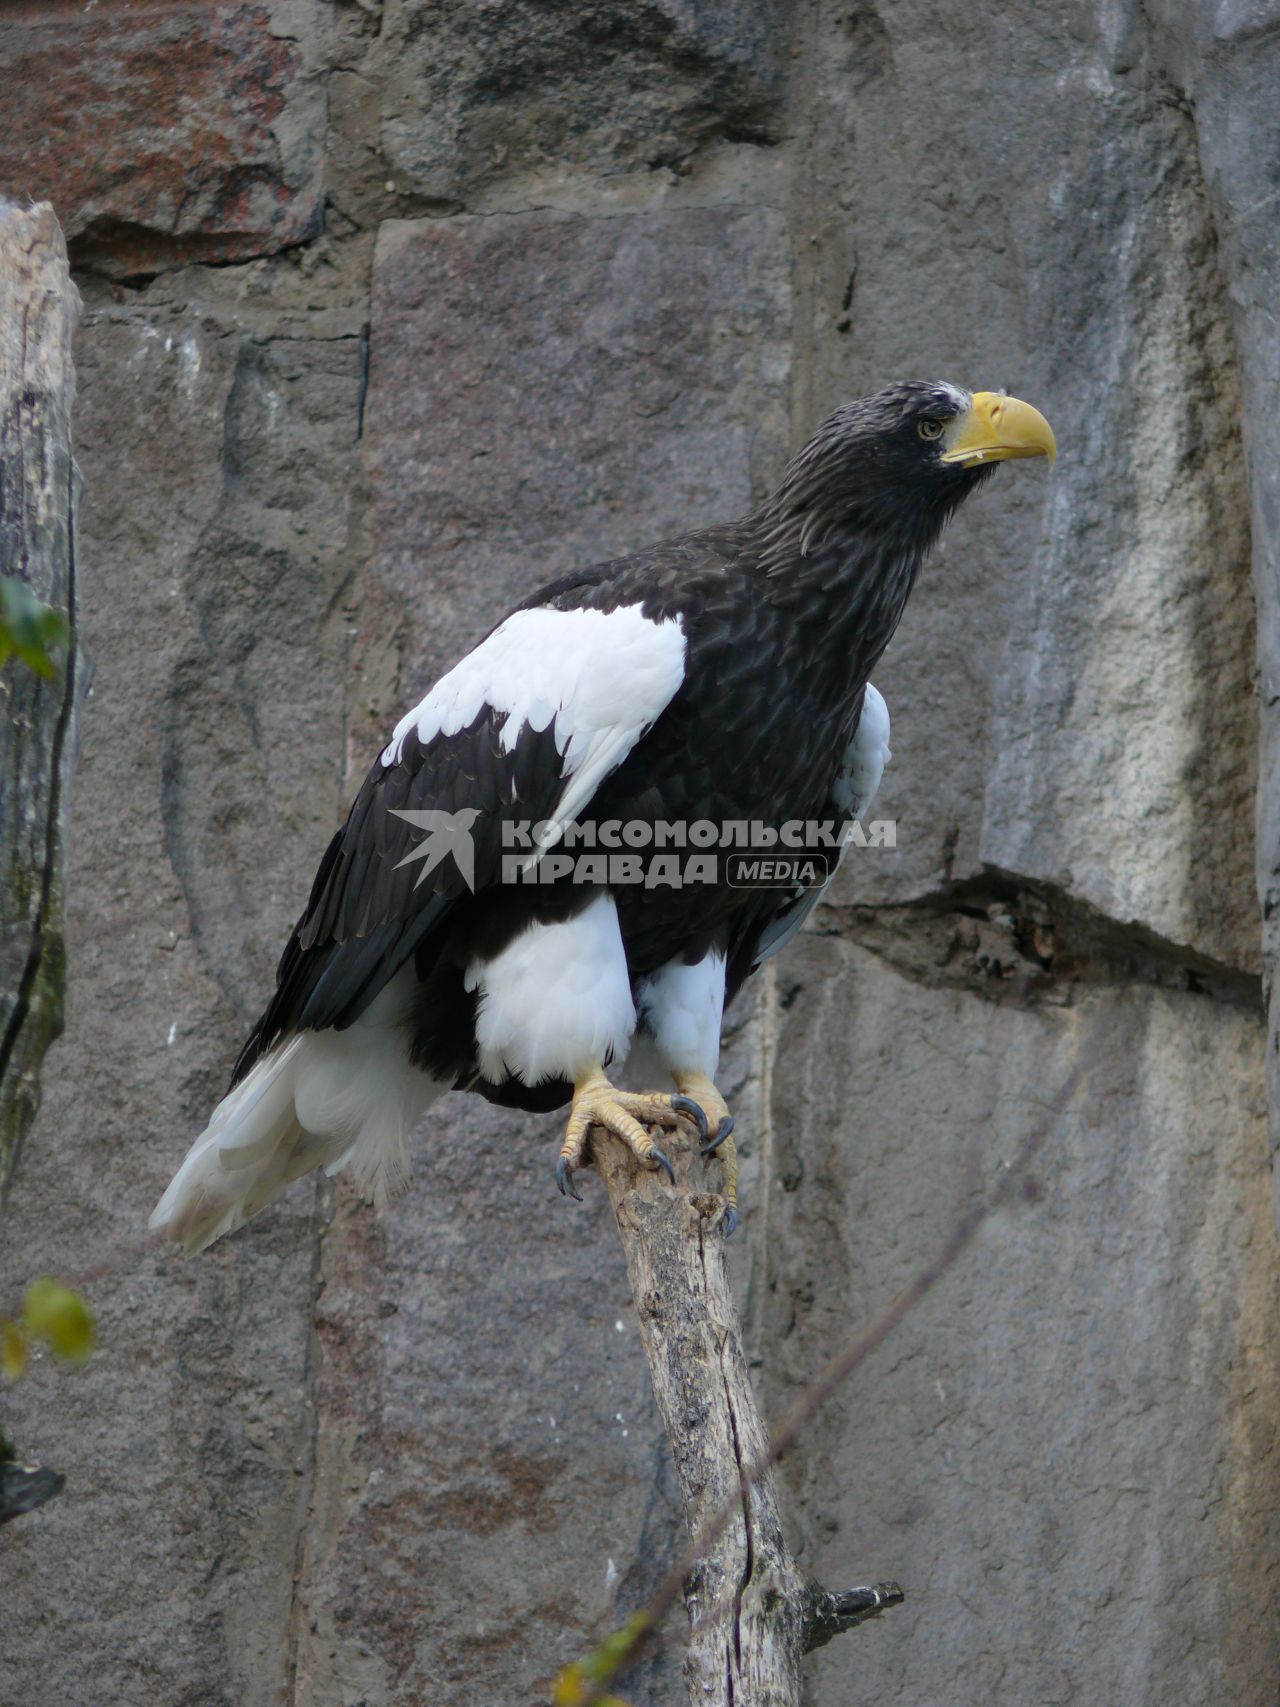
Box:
768;380;1056;557
830;380;1054;475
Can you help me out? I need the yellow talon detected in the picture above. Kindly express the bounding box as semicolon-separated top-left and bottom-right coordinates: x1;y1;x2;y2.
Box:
672;1070;732;1141
556;1066;703;1199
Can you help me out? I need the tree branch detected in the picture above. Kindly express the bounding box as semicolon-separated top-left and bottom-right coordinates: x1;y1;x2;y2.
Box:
593;1130;893;1705
800;1581;904;1653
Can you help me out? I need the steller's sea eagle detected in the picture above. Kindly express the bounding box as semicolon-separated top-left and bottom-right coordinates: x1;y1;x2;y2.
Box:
151;382;1055;1252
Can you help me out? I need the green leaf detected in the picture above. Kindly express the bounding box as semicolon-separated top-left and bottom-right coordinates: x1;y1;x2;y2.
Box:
22;1279;95;1364
0;576;70;678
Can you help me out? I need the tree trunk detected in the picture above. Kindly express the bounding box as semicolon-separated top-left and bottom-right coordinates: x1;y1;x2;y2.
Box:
0;201;80;1205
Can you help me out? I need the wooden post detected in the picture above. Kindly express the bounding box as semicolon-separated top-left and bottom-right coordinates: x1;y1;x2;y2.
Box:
0;201;80;1203
594;1128;897;1704
595;1130;805;1702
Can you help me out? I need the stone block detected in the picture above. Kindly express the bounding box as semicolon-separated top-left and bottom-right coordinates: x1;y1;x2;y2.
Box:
0;296;364;1706
378;0;787;205
0;1;324;275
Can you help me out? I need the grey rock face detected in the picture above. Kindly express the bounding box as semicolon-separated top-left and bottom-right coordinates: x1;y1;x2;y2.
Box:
797;0;1257;972
765;933;1275;1707
1143;0;1280;1218
0;281;363;1707
378;0;787;206
0;2;1276;1704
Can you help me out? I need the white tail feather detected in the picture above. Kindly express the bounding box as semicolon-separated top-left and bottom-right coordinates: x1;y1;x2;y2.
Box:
150;973;445;1254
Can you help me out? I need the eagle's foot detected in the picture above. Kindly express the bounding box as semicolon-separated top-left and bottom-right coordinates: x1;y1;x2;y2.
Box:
556;1068;706;1199
674;1071;739;1235
671;1071;732;1150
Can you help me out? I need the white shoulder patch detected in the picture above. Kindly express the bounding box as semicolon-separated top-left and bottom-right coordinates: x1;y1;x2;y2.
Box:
382;604;687;865
382;605;686;782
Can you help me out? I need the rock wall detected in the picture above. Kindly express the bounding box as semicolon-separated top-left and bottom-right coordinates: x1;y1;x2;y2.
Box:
1;4;1276;1705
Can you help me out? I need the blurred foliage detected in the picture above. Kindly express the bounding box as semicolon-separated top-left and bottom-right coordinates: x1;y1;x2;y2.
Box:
551;1612;653;1707
0;1319;25;1382
0;575;70;677
0;1281;91;1525
1;1278;96;1381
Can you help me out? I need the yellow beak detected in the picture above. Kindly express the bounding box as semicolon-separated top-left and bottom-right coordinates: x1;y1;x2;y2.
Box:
940;391;1056;468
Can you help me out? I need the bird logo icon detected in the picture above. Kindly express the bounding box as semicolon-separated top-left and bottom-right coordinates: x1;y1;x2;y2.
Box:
389;807;482;892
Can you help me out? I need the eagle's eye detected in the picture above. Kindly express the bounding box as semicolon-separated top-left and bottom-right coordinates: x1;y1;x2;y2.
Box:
917;418;944;441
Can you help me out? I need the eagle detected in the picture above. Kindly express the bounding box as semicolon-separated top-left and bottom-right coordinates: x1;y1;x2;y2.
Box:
151;382;1055;1253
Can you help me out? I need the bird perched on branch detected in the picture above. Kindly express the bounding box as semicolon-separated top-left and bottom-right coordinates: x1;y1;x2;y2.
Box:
151;382;1055;1253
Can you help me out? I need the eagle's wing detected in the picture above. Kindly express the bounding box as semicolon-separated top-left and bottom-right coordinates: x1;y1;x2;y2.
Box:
725;684;891;1002
234;600;687;1081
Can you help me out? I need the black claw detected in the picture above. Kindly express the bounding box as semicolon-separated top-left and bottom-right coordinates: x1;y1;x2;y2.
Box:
700;1113;735;1157
722;1205;740;1238
670;1094;709;1141
649;1146;677;1185
556;1157;583;1203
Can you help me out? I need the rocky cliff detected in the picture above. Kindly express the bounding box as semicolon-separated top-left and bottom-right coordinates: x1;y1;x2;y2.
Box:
1;4;1277;1704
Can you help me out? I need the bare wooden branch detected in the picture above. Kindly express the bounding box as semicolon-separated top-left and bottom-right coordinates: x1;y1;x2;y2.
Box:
0;201;80;1202
593;1131;808;1704
801;1581;904;1653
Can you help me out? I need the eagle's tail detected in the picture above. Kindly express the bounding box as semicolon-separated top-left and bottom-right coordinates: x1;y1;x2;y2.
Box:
149;977;445;1254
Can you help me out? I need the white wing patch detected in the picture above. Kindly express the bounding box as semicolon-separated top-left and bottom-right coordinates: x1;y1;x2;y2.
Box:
382;604;686;867
385;604;684;751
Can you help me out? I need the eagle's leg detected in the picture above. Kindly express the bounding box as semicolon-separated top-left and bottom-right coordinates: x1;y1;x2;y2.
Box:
673;1069;739;1234
556;1066;706;1201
